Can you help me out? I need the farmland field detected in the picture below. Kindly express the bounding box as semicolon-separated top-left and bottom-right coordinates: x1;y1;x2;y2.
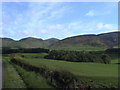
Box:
16;53;118;88
2;51;119;88
50;46;105;51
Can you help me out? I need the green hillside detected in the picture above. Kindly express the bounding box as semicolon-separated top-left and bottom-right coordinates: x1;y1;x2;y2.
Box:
1;31;119;49
50;32;119;50
2;37;59;49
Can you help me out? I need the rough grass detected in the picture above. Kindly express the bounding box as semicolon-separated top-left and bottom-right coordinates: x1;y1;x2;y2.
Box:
3;56;54;88
3;57;26;88
12;63;54;88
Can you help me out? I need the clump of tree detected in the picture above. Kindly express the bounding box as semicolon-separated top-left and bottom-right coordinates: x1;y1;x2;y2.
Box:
2;47;49;54
45;50;111;64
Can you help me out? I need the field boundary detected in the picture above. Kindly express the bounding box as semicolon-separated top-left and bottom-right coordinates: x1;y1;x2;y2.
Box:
11;55;90;88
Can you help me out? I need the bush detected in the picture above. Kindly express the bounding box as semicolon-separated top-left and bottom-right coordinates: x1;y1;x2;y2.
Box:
100;54;111;64
52;70;77;88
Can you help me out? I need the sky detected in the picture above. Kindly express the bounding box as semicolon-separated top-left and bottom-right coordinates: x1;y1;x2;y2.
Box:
2;2;118;40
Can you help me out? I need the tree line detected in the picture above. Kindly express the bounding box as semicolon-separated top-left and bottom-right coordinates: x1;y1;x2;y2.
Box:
2;47;49;54
45;50;111;64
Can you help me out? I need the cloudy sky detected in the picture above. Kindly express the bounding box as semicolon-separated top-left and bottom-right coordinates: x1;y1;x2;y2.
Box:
2;2;118;40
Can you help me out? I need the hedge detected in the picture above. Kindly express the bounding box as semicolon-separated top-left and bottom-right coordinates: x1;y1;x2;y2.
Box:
11;55;82;88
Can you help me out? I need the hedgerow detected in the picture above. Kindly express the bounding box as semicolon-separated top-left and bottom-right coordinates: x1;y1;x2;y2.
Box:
11;55;81;88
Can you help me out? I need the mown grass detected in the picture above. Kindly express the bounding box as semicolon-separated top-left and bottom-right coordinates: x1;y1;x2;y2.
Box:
3;56;26;88
12;63;54;88
20;53;118;88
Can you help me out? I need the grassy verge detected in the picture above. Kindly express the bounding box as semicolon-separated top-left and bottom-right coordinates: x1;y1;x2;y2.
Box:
12;63;54;88
3;55;54;88
3;57;26;88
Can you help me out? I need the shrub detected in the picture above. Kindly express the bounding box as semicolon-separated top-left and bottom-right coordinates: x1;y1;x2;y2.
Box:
52;70;77;88
100;54;111;64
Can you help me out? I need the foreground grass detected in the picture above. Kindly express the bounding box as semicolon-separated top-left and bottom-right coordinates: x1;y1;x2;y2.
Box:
21;53;118;88
3;57;26;88
12;63;54;88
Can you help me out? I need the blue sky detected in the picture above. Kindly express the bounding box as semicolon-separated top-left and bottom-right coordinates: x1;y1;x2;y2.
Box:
2;2;118;40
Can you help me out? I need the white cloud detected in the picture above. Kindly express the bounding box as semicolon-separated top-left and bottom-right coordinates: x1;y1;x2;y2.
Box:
40;30;46;33
22;30;32;35
97;23;115;30
85;10;95;16
47;24;63;30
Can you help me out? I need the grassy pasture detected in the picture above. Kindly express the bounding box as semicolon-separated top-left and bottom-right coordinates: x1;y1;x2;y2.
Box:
51;46;105;51
19;53;118;88
3;52;118;88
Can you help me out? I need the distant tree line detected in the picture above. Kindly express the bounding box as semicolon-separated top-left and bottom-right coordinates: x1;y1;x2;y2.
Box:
2;47;49;54
45;50;111;64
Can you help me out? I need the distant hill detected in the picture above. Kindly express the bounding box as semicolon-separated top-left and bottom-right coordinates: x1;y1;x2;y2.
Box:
49;31;119;50
1;31;119;50
45;38;59;45
2;37;59;48
19;37;45;48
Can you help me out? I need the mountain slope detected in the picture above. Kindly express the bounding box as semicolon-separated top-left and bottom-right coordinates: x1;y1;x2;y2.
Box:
50;32;119;50
98;32;119;48
19;37;44;48
45;38;59;45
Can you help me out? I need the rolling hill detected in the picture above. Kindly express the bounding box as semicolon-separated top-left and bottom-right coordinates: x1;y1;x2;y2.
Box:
49;31;119;50
2;37;59;48
1;31;119;50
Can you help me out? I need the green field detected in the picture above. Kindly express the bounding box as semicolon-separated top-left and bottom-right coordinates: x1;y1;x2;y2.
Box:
18;53;118;88
50;46;105;51
2;52;118;88
3;57;26;88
